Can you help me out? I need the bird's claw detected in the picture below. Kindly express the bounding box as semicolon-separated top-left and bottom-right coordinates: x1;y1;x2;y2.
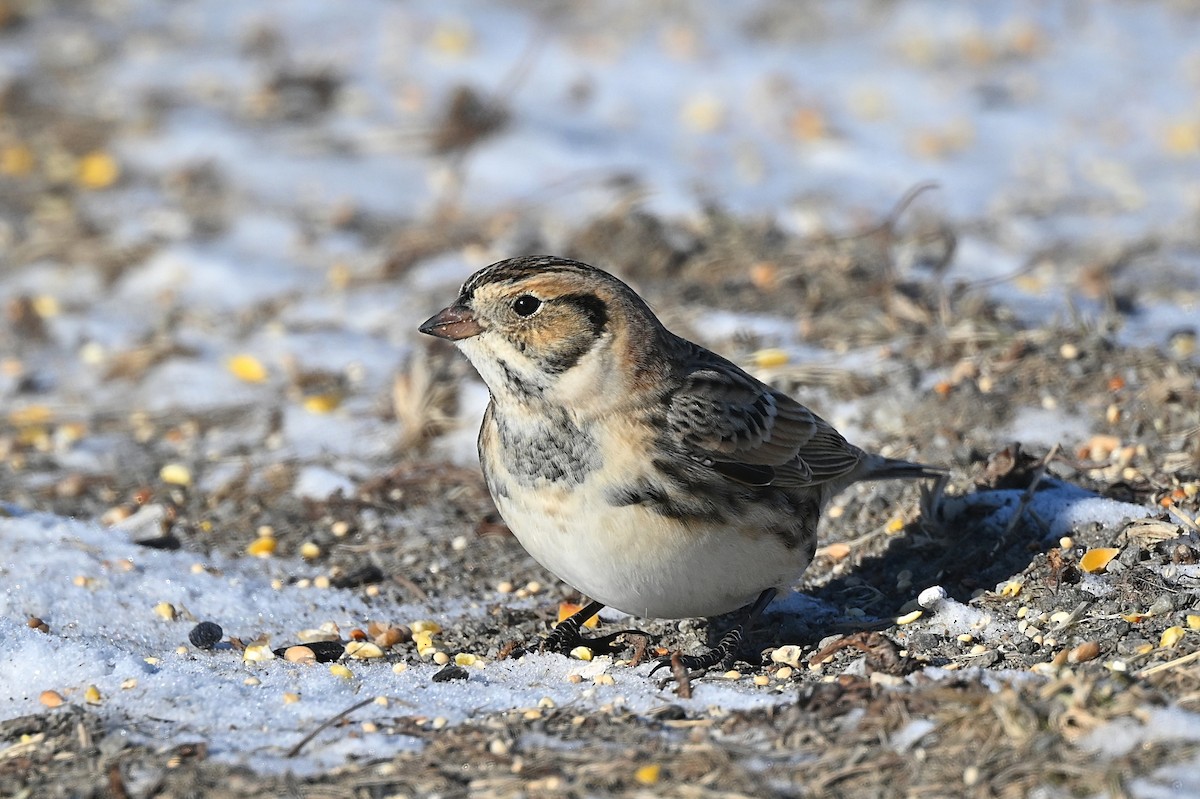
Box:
541;625;648;657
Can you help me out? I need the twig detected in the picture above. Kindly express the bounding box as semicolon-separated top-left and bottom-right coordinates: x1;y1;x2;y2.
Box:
1136;649;1200;678
671;653;693;699
286;697;377;758
992;444;1060;555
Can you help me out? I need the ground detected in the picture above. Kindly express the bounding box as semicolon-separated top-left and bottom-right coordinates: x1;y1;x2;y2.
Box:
2;1;1200;797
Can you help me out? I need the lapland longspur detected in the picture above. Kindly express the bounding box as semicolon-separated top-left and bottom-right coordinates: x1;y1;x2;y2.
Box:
420;255;942;671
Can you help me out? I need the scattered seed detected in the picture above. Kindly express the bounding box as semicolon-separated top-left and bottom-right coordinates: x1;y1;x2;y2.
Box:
593;674;616;686
154;602;177;622
242;643;275;662
896;610;923;625
1161;627;1186;648
227;354;269;383
770;645;803;667
39;690;65;708
570;646;594;662
775;667;793;680
284;645;317;664
299;541;321;560
411;620;442;634
330;664;354;679
722;670;741;680
85;685;102;705
752;674;770;686
432;651;450;665
454;653;478;667
246;536;276;557
1080;548;1120;573
557;603;600;628
634;764;662;785
1068;641;1101;663
751;348;789;368
159;463;192;487
282;692;301;704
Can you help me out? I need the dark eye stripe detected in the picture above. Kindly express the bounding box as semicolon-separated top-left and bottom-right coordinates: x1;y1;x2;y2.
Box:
556;293;608;337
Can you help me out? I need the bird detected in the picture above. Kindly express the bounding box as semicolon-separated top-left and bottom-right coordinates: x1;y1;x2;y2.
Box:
419;255;943;673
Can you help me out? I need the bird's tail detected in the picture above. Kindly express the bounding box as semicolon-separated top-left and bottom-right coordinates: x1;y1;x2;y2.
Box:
856;454;947;482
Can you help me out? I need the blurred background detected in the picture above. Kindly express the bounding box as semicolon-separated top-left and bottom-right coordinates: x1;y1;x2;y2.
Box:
1;0;1198;516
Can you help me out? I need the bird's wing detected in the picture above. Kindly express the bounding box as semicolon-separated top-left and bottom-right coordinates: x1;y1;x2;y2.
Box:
665;358;863;488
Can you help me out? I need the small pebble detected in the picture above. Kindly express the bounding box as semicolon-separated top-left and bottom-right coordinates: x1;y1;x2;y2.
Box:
593;674;616;686
752;674;770;686
432;664;468;682
188;621;223;650
566;674;583;684
917;585;947;608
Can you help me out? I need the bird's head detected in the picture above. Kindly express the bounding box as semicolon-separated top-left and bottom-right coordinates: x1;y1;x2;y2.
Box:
420;256;666;413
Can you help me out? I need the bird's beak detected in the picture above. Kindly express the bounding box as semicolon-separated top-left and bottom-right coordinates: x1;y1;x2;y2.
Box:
418;304;483;340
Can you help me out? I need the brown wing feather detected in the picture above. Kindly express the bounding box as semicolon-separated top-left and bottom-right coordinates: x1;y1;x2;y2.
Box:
665;351;863;488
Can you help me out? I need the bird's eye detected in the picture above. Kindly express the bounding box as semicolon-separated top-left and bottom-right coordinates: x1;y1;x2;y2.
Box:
512;295;542;317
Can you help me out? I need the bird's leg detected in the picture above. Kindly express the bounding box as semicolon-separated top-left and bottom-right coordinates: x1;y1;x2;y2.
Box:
650;587;778;676
540;600;650;656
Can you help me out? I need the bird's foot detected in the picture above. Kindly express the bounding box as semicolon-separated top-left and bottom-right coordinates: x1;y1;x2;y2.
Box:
648;623;744;677
539;600;650;656
648;587;778;681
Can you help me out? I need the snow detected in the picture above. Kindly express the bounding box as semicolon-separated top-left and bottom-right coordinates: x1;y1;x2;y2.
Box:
0;509;786;774
0;477;1183;774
